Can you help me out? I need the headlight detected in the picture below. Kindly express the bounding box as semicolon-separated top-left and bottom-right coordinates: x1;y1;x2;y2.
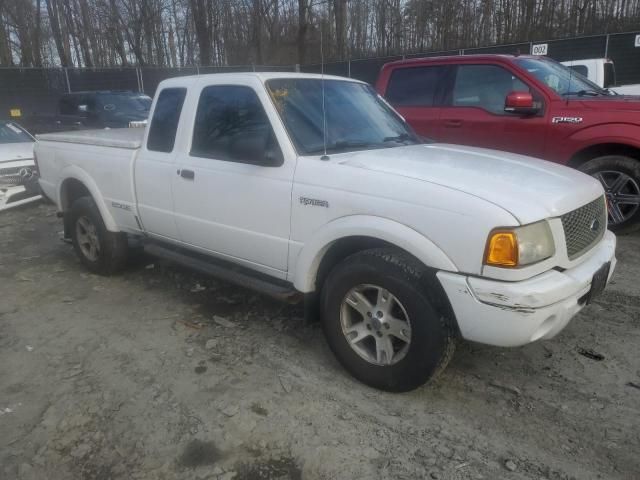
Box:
484;221;555;268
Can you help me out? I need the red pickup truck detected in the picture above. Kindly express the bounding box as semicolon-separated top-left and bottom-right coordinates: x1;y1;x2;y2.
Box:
376;54;640;233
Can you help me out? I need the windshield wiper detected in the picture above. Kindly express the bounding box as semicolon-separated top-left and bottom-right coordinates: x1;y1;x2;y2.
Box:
562;89;603;97
383;133;417;144
307;140;381;155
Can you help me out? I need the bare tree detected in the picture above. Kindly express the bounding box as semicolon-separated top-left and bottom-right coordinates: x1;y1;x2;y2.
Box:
2;0;640;67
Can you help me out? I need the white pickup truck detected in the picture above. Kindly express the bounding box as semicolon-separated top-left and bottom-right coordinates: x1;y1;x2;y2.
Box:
562;58;640;95
35;73;616;391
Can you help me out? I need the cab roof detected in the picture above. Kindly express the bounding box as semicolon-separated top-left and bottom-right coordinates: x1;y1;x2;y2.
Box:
382;53;544;69
157;71;365;89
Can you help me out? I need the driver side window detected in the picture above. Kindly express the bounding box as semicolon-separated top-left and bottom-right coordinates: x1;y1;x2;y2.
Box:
191;85;283;166
452;65;530;115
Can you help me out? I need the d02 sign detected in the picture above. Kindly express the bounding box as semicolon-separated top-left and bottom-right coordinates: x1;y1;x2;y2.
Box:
532;43;548;55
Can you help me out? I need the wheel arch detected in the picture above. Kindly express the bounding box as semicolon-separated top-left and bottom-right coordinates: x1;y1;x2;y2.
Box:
58;166;119;232
291;215;457;293
568;142;640;168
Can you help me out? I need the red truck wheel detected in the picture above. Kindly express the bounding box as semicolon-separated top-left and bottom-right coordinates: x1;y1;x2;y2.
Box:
580;155;640;234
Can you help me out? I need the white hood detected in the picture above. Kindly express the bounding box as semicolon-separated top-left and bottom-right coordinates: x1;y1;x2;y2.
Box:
0;142;34;165
338;143;603;224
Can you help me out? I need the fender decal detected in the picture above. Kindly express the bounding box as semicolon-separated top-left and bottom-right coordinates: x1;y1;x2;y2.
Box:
552;116;583;124
299;197;329;208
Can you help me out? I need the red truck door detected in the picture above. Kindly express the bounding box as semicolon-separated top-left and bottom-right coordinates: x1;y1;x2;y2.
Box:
438;64;548;158
381;65;449;140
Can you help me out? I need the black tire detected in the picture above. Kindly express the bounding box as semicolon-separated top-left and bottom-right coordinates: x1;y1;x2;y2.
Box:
69;196;129;275
579;155;640;234
320;248;457;392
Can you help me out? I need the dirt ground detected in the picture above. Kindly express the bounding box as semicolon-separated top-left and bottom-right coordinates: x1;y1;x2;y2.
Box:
1;202;639;480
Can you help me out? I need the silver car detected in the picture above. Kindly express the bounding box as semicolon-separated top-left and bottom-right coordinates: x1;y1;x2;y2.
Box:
0;121;40;210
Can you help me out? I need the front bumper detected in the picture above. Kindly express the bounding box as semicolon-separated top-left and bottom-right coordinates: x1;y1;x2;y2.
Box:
0;173;42;211
437;231;617;347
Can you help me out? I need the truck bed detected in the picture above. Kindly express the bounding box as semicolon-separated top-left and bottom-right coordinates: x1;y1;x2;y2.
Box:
36;128;144;149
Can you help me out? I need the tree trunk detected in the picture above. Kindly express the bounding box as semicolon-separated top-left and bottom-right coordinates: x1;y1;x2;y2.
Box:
333;0;347;60
190;0;212;65
297;0;308;64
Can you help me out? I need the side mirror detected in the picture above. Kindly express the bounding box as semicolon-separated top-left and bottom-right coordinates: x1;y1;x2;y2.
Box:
504;92;539;115
229;131;283;167
77;104;91;117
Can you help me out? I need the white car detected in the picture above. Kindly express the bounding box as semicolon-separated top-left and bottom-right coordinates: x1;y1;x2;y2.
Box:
562;58;640;95
35;73;616;391
0;121;41;210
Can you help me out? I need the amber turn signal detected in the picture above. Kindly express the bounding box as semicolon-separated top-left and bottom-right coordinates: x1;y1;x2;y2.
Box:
485;231;518;267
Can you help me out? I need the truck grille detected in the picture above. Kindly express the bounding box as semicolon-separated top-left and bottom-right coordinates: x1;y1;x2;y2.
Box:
561;196;606;260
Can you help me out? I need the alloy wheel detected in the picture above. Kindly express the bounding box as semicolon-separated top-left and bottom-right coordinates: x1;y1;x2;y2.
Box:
76;216;101;261
592;170;640;225
339;284;412;366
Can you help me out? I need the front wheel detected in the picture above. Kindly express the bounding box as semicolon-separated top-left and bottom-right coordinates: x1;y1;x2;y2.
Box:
320;248;456;392
579;155;640;234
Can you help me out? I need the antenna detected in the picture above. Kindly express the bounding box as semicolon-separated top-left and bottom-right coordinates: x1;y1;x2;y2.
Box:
320;25;329;160
567;59;573;106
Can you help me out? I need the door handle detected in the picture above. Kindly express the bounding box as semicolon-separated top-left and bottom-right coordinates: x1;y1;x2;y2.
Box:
179;169;195;180
444;119;463;128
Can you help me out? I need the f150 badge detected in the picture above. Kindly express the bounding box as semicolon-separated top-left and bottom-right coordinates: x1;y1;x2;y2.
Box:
300;197;329;208
552;116;583;124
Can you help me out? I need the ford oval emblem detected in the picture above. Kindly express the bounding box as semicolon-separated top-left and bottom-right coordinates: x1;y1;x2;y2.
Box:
590;218;600;232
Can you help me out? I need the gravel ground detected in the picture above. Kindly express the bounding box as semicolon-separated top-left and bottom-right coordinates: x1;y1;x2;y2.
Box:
1;202;639;480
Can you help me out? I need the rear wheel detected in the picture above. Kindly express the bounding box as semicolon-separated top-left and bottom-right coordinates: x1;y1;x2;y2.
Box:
69;196;129;275
320;248;456;392
579;155;640;234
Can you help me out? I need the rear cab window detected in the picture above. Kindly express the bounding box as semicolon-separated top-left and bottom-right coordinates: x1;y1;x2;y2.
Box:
385;66;447;106
568;65;589;77
147;88;187;153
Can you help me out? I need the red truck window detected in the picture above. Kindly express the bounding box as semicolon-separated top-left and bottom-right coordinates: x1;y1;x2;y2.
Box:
452;65;529;115
385;66;446;107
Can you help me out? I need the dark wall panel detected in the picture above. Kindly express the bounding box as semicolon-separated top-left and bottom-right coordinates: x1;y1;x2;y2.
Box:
546;35;607;61
607;32;640;86
139;67;198;96
300;62;350;77
67;68;139;92
405;50;460;59
349;56;402;84
464;43;530;55
0;68;66;117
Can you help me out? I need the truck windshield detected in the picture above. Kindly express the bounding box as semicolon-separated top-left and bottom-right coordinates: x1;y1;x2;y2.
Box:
97;93;152;117
266;78;419;155
515;58;610;97
0;122;34;144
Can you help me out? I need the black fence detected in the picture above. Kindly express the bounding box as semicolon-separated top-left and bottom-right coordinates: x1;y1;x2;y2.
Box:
301;31;640;85
2;31;639;119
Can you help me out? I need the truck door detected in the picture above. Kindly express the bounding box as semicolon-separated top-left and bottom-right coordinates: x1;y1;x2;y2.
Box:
438;64;547;158
172;84;293;277
135;87;187;240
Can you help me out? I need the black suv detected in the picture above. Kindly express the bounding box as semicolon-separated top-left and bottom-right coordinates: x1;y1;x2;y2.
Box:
25;91;152;134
